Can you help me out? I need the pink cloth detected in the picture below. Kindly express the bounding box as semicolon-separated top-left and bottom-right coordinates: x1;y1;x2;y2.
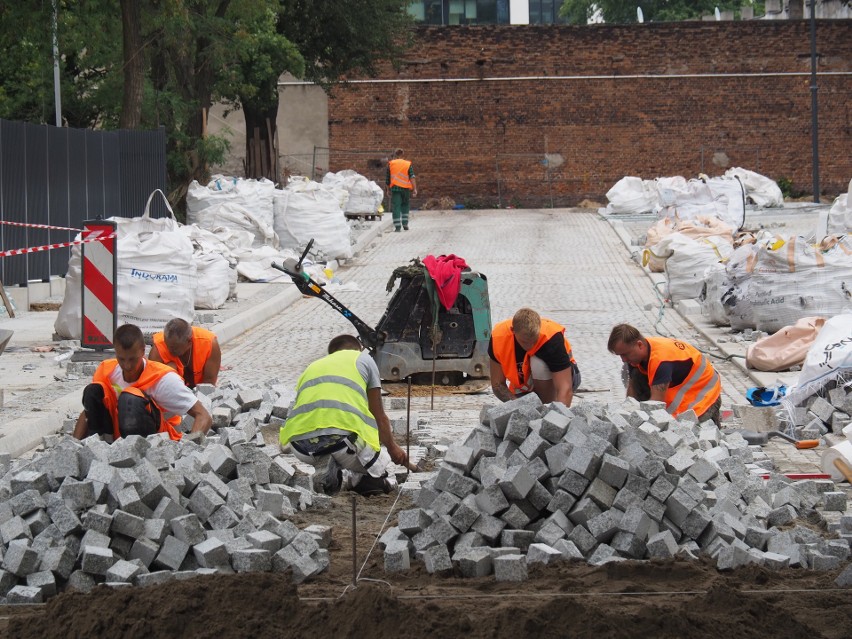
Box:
423;254;468;310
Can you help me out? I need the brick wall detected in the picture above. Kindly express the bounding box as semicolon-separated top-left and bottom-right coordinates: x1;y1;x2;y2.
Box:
328;22;852;207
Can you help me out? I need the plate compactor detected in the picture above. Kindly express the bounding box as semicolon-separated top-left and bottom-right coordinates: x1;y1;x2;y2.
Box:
273;240;491;384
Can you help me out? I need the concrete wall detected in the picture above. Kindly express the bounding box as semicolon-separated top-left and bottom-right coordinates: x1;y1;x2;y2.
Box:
327;22;852;208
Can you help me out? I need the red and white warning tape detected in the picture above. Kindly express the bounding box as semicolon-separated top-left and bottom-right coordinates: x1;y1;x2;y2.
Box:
0;232;116;258
0;219;82;232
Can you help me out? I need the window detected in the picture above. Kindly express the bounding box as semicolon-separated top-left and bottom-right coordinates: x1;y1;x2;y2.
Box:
408;0;509;24
529;0;568;24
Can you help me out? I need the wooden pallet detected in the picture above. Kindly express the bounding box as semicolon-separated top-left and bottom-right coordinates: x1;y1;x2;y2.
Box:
344;211;383;221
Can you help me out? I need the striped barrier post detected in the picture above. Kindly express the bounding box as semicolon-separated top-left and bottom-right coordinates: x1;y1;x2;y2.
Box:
81;219;117;349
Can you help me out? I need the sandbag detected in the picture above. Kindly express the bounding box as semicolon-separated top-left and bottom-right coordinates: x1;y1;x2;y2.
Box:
826;178;852;236
746;316;826;372
115;191;196;334
649;233;734;302
187;177;278;248
55;190;196;339
645;215;734;248
724;167;784;208
273;177;353;259
322;170;383;214
700;263;730;327
605;176;658;215
748;235;852;334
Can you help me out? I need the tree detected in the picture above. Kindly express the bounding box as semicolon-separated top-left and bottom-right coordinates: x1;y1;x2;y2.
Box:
233;0;414;181
560;0;764;24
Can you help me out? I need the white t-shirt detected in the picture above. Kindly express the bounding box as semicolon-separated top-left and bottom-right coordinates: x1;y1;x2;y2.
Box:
356;351;382;390
109;359;198;415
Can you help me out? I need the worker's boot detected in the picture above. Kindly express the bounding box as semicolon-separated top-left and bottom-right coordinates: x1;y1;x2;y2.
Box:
312;455;342;495
350;473;393;497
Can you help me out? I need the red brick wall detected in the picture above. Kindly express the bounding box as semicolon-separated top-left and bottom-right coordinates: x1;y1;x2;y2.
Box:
328;22;852;208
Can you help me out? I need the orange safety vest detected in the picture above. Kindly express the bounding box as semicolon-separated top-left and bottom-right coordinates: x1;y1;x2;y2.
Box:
636;336;721;418
388;158;413;189
491;318;575;396
92;359;183;441
152;327;217;388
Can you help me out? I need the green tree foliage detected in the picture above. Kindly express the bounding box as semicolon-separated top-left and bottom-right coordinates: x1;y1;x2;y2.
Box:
0;0;414;202
560;0;764;24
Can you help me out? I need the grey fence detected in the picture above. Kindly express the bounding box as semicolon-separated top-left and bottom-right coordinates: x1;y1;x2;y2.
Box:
0;119;168;287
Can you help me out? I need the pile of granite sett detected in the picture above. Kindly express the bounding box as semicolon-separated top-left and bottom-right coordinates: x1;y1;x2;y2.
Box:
0;380;333;605
380;394;852;582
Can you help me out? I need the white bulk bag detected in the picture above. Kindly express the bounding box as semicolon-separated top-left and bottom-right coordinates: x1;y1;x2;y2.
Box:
749;235;852;334
784;314;852;408
605;176;658;215
700;263;730;326
322;170;384;214
724;167;784;208
193;251;231;309
55;190;196;339
651;233;734;302
657;177;746;230
186;177;278;248
826;178;852;236
273;177;353;259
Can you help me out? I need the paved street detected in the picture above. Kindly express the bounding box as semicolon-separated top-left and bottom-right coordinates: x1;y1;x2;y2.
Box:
222;208;753;414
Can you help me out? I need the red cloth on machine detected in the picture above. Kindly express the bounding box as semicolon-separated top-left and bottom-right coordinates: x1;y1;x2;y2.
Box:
423;254;468;310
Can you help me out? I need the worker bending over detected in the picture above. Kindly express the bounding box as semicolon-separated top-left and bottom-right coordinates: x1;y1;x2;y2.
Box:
149;318;221;389
607;323;722;425
280;334;409;496
73;324;213;441
489;308;581;406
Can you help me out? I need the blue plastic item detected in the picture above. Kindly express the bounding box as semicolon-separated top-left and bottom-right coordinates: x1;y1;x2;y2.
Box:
745;385;787;407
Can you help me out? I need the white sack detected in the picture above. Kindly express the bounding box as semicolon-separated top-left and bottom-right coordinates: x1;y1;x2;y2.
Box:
605;176;658;215
784;314;852;409
657;177;746;230
322;169;383;214
651;233;734;302
193;251;232;309
700;263;730;326
826;178;852;235
724;167;784;208
748;235;852;334
55;190;195;339
273;176;353;259
187;177;278;248
721;243;758;330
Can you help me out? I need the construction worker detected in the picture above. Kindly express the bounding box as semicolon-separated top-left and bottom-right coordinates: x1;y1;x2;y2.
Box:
149;318;221;389
489;308;581;407
279;334;409;496
386;148;418;232
607;323;722;425
73;323;213;441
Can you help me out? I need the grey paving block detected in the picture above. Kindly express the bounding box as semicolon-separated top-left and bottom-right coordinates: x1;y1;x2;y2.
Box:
3;540;40;577
540;410;570;443
499;465;535;500
1;516;32;544
501;529;535;552
475;484;510;516
6;585;44;604
455;547;492;577
66;570;97;593
110;509;146;540
518;431;549;461
494;554;528;582
247;530;282;553
449;502;480;534
398;509;432;536
154;536;190;571
171;514;207;546
81;545;116;576
470;513;506;543
598;453;630;489
106;559;143;583
9;489;46;517
129;538;160;568
0;569;17;597
527;543;562;565
423;544;452;573
384;540;411;573
40;545;76;580
444;445;476;473
231;548;272;572
553;538;584;560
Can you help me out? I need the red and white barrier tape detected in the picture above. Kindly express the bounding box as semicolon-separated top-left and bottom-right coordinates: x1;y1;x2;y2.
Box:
0;232;116;258
0;219;82;232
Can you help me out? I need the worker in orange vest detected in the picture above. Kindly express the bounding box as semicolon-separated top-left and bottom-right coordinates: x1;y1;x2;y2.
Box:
149;318;221;389
489;308;581;406
73;324;213;441
386;148;418;232
607;323;722;425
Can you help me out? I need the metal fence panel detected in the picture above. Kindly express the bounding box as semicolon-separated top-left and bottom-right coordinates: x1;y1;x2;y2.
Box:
0;119;167;286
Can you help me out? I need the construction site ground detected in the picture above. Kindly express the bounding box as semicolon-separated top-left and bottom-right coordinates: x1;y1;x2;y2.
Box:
3;204;851;638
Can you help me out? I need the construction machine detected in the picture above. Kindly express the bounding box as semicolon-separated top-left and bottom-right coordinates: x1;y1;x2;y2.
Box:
272;240;491;384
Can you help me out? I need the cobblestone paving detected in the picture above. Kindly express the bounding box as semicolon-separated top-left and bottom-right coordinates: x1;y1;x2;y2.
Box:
223;208;753;413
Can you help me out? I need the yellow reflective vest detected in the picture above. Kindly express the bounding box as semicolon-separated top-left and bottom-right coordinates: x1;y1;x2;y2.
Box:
279;349;380;451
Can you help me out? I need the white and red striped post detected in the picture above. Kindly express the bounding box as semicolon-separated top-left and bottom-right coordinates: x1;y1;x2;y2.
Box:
81;219;117;349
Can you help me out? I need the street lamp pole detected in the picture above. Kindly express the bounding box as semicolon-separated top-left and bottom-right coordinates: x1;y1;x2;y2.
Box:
52;0;62;127
809;0;819;203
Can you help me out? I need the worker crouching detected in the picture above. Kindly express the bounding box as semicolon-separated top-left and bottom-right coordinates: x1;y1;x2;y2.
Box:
280;334;409;496
73;324;213;441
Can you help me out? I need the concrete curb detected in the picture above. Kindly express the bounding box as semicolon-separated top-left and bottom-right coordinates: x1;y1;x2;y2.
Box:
0;218;392;458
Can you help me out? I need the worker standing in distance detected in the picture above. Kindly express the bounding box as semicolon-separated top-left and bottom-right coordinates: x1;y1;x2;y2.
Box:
279;334;409;496
607;323;722;425
489;308;581;406
73;324;213;441
386;147;418;232
149;318;221;389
